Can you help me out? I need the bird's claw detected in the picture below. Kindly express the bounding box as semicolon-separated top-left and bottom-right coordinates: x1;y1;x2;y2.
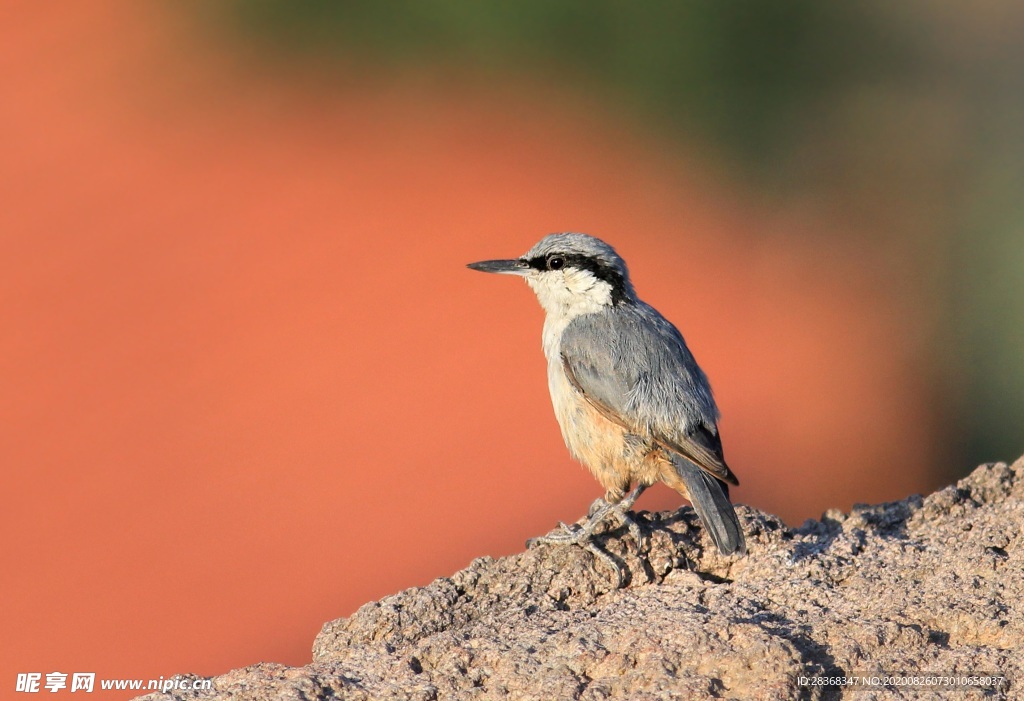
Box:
526;493;648;587
526;521;582;548
527;527;627;587
583;540;625;588
622;511;646;553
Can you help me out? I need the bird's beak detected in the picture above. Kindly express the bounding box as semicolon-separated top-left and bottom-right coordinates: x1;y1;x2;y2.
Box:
466;258;529;275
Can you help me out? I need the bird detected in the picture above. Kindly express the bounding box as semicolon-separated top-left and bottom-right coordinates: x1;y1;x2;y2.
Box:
467;233;745;582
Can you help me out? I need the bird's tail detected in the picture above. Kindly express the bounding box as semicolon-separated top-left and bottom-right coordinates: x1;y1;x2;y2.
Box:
668;456;746;556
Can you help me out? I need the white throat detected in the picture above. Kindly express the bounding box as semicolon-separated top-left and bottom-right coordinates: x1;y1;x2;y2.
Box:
526;268;613;316
527;269;614;361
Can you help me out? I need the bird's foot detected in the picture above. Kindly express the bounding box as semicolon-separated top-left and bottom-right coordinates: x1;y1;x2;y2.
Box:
582;497;646;552
599;484;649;551
527;520;626;587
525;521;587;548
526;485;649;587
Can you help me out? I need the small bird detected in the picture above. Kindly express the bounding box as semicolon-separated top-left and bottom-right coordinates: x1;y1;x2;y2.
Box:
468;233;745;581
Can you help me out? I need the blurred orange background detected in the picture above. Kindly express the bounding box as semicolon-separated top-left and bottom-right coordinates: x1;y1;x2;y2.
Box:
3;2;1020;699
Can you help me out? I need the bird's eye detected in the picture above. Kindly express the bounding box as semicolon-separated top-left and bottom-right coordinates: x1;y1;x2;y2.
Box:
548;256;565;271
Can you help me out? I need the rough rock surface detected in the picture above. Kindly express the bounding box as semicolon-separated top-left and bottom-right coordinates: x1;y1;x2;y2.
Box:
138;458;1023;700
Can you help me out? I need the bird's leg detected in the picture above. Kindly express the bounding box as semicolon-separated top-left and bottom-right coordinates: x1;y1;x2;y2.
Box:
526;513;627;588
611;483;648;551
527;484;648;548
526;484;650;587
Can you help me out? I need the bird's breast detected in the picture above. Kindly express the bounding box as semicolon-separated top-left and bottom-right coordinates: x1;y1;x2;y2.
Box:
543;346;655;486
540;314;570;362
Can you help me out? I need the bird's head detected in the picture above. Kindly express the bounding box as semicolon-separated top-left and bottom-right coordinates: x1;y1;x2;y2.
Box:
467;233;635;317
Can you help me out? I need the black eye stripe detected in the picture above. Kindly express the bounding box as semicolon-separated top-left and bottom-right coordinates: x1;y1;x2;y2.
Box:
521;253;630;305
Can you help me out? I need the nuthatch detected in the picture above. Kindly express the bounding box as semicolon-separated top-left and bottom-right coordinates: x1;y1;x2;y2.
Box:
468;233;745;582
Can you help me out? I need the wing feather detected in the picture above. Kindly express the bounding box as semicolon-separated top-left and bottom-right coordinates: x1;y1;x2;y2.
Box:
560;304;738;486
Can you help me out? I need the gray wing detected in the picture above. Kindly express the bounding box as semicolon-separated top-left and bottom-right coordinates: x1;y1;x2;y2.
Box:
560;303;738;486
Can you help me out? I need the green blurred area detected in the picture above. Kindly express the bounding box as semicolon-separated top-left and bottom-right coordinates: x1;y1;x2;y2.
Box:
216;1;1023;472
222;1;911;170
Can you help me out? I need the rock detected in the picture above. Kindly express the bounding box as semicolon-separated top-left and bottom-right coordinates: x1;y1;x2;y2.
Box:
136;458;1023;700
